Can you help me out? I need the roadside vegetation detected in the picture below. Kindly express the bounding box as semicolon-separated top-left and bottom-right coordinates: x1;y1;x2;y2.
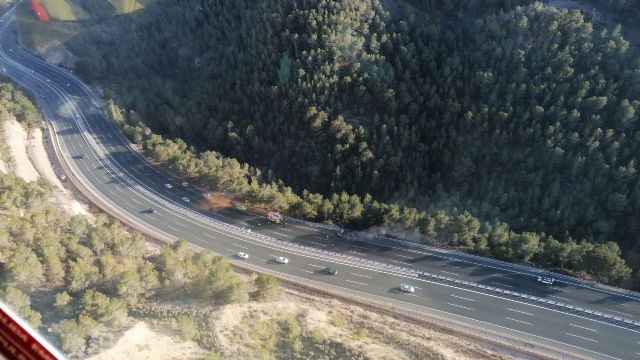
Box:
0;172;284;356
13;0;640;289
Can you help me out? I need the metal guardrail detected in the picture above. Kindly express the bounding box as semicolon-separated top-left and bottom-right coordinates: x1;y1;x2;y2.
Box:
230;261;589;360
2;34;632;360
285;217;640;301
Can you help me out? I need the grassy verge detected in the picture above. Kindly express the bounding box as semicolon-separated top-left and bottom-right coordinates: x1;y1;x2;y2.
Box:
40;0;90;20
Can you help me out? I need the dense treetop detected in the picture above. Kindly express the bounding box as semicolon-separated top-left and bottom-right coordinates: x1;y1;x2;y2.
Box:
15;0;640;286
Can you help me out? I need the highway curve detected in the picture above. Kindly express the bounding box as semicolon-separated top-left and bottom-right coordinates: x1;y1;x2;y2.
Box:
1;7;640;360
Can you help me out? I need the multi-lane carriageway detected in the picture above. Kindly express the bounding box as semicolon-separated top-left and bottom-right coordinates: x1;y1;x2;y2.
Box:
1;6;640;359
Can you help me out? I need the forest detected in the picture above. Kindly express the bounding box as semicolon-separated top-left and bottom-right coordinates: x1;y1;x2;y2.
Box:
15;0;640;287
0;172;280;355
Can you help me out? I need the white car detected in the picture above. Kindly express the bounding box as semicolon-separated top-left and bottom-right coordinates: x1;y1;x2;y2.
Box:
399;284;415;293
181;181;189;186
181;196;191;203
237;252;249;259
164;183;173;189
203;192;212;199
537;276;555;285
275;256;289;264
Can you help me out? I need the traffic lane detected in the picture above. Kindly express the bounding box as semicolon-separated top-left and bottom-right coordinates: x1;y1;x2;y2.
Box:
2;15;636;356
250;242;636;360
280;229;640;319
5;38;640;326
56;123;633;360
15;42;640;323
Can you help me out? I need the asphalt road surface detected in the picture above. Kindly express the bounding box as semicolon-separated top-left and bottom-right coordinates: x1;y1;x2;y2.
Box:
1;8;639;360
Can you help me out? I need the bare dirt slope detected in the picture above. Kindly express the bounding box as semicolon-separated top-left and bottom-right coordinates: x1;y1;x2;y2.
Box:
209;289;509;360
3;116;39;181
2;115;91;217
86;322;207;360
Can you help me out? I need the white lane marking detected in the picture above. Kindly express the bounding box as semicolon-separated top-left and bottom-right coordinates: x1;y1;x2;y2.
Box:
391;260;407;264
233;244;247;249
36;78;640;360
505;317;532;325
565;333;598;343
440;270;458;276
307;263;325;268
176;222;186;227
450;294;475;302
507;308;533;316
447;303;474;311
272;231;289;238
166;225;179;232
489;281;513;288
549;295;572;302
349;272;372;279
123;201;133;208
344;279;367;286
302;270;314;274
313;234;327;240
131;198;141;206
19;74;640;360
609;309;633;317
309;241;326;247
395;253;413;259
570;324;597;332
550;287;569;293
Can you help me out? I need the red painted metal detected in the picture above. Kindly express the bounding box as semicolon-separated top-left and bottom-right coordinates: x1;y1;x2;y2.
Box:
29;0;50;22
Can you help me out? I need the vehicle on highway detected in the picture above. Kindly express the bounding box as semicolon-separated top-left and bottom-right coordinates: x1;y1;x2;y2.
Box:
275;256;289;264
399;284;415;293
78;153;86;159
203;192;212;199
181;196;191;203
58;173;67;182
147;208;156;214
324;267;338;275
181;181;189;186
164;183;172;189
267;211;284;224
237;252;249;259
537;276;555;285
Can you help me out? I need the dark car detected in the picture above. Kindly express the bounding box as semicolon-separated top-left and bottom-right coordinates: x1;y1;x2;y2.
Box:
324;267;338;275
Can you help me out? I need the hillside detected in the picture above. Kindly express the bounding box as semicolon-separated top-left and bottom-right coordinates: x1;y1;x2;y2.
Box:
15;0;640;288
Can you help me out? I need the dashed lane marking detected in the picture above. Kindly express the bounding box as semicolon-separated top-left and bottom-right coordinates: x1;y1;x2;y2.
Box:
440;270;458;276
450;294;475;302
565;333;598;343
609;309;633;317
505;317;532;325
349;272;372;279
309;241;326;247
344;279;367;286
507;308;533;316
232;244;248;249
447;303;474;311
570;324;597;332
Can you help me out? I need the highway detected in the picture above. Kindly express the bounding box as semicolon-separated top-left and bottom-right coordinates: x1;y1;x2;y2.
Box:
1;7;640;359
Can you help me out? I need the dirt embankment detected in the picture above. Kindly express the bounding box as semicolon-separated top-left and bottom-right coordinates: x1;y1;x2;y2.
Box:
2;115;92;218
85;322;207;360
